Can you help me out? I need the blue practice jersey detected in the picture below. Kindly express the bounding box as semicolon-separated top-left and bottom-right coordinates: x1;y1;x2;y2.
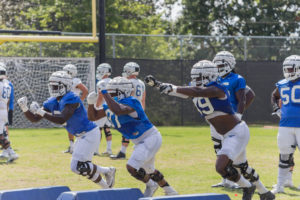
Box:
43;92;96;135
103;96;153;139
276;79;300;127
218;72;246;112
8;81;14;110
192;81;235;118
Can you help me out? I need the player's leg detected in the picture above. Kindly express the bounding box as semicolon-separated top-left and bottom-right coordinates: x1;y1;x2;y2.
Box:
272;127;295;194
64;132;74;154
216;121;255;200
102;125;112;155
110;136;128;160
0;119;18;163
71;127;116;188
126;128;177;197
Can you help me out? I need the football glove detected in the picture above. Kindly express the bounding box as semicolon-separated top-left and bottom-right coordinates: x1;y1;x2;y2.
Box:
17;96;28;112
30;101;45;116
97;81;106;92
144;75;161;87
272;109;281;118
236;113;242;120
87;92;98;105
159;83;174;94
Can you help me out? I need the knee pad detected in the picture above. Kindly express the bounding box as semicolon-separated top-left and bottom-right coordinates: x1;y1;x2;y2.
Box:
76;161;91;176
150;170;164;182
222;161;239;182
234;161;259;182
131;168;146;181
104;127;112;137
211;137;222;154
122;136;130;144
279;154;294;169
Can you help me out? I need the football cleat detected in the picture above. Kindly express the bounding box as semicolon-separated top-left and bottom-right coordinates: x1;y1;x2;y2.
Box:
110;151;126;160
0;150;9;160
224;179;240;189
63;146;73;154
144;182;159;197
259;191;275;200
7;152;19;163
105;167;116;188
211;179;225;188
101;150;113;156
271;185;284;194
242;184;256;200
283;179;294;188
94;152;101;156
164;186;178;196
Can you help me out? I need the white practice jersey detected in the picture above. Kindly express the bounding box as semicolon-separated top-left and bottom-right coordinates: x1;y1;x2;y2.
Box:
0;79;11;110
71;78;82;96
95;77;112;127
129;78;145;103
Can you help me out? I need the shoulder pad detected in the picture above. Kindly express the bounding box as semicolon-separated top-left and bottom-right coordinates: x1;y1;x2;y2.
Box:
276;79;289;87
61;92;81;104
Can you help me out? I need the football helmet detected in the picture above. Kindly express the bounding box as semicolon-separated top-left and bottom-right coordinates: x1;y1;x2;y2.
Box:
283;55;300;81
0;62;7;79
106;76;134;99
48;71;72;97
122;62;140;78
96;63;112;80
213;51;236;77
63;64;77;78
190;60;218;86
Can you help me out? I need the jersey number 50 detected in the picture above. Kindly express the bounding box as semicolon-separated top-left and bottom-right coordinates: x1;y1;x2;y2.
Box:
281;86;300;105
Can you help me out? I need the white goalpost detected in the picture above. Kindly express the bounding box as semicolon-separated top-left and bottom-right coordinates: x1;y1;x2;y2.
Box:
0;57;95;128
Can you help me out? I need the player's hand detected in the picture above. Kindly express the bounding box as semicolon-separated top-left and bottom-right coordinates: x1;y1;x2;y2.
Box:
30;101;39;114
87;92;98;105
145;75;161;87
272;109;281;118
17;96;28;112
97;81;106;92
159;83;174;94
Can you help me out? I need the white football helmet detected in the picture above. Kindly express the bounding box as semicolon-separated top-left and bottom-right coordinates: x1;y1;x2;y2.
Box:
283;55;300;81
190;60;218;86
122;62;140;78
106;76;134;99
48;71;72;97
213;51;236;77
63;64;77;78
96;63;112;80
0;62;7;79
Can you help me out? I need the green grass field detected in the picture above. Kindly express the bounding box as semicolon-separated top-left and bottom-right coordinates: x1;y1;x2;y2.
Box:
1;126;300;200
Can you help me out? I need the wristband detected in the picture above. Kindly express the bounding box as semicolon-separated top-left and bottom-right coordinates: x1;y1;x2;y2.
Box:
101;90;108;94
22;107;29;112
173;86;177;93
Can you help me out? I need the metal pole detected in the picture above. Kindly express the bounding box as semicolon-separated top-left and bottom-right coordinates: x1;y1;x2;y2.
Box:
98;0;106;64
244;36;247;61
179;36;183;60
112;35;116;58
39;42;42;56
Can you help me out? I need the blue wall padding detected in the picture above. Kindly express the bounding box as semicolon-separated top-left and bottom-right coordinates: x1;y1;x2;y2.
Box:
0;186;70;200
139;193;231;200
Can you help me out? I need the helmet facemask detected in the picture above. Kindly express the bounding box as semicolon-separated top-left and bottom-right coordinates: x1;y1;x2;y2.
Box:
106;77;134;100
48;71;72;98
122;62;140;78
48;82;68;97
190;61;218;86
96;63;112;80
214;61;232;77
283;64;300;81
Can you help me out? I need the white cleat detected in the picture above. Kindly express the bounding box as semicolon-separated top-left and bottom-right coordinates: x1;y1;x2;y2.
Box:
164;186;178;196
144;182;159;197
271;185;284;194
105;167;116;188
0;150;9;160
7;152;19;163
284;179;294;188
224;179;240;189
101;150;113;156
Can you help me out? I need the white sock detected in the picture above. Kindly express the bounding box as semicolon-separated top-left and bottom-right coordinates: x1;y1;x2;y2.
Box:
163;186;177;194
146;179;156;186
277;167;289;187
70;140;74;148
253;180;268;194
121;145;127;154
237;176;252;187
7;147;15;154
286;170;293;183
96;165;110;174
107;141;112;151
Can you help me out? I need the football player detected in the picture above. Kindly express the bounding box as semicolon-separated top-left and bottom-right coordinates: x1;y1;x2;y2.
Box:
0;62;18;163
145;60;275;200
94;63;113;156
87;76;177;197
211;51;255;189
17;71;116;188
110;62;146;160
62;64;88;154
271;55;300;194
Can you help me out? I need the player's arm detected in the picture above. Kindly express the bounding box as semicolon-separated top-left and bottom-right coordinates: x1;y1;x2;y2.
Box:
141;88;146;109
42;103;79;124
271;87;281;111
76;83;88;101
235;89;246;114
102;91;135;115
176;86;225;98
245;86;255;110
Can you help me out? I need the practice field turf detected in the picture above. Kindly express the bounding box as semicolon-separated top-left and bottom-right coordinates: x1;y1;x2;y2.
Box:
1;126;300;200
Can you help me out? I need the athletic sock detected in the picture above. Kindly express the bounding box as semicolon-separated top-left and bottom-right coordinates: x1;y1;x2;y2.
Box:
69;140;74;150
99;178;109;189
121;145;127;154
96;165;110;174
277;167;289;187
237;176;252;187
253;180;268;194
107;141;112;151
